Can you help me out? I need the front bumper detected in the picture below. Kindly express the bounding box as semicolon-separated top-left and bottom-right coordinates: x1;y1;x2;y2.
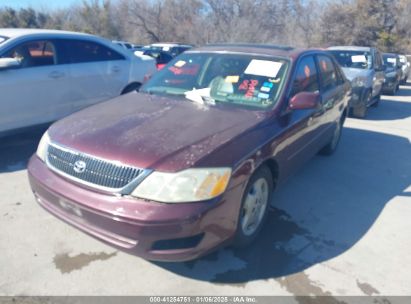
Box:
28;156;243;261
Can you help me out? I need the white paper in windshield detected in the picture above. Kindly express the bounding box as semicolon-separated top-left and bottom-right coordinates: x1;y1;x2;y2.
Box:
351;55;367;63
0;37;5;44
387;58;397;64
244;60;283;78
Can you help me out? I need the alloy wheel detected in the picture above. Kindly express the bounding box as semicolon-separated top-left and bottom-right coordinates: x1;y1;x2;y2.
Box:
241;178;269;236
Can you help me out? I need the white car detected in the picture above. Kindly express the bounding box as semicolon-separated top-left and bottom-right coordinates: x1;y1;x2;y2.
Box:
399;55;410;83
0;29;156;135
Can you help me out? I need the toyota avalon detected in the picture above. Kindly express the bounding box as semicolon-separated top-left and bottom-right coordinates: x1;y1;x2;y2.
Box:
28;44;350;261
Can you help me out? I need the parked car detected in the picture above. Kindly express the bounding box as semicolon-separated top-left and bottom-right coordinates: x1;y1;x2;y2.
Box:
28;44;350;262
0;29;156;136
112;40;134;50
143;43;193;57
328;46;385;118
142;49;173;70
113;40;143;52
382;53;402;95
398;54;410;84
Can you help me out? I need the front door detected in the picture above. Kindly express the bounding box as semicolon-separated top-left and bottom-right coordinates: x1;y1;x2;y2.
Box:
0;39;70;132
277;55;325;178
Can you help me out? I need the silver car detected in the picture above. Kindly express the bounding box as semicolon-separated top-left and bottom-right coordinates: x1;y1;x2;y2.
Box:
399;55;410;84
328;46;385;118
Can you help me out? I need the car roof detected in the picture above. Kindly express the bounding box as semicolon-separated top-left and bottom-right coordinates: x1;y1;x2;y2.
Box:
187;43;320;60
383;53;399;57
0;28;94;39
327;46;373;52
150;43;192;48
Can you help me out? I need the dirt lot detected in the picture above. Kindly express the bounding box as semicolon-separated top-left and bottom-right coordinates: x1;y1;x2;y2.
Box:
1;84;410;296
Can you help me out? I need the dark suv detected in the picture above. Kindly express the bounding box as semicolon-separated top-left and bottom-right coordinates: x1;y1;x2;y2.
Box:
382;53;402;95
28;44;350;261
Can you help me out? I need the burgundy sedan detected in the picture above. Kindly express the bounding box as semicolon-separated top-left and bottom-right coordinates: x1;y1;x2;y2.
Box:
28;44;350;261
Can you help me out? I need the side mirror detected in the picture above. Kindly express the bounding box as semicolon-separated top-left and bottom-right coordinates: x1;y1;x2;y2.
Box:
0;58;21;70
288;92;321;110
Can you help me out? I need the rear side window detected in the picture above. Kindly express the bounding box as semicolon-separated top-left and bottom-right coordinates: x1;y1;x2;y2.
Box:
317;55;338;91
62;40;125;64
3;40;56;68
0;36;8;44
291;55;319;96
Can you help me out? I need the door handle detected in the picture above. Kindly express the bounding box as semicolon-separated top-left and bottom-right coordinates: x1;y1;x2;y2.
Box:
49;71;65;79
111;66;121;73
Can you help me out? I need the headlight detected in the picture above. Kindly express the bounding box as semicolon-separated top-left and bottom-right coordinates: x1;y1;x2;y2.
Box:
131;168;232;203
386;72;397;78
352;76;367;87
36;131;50;162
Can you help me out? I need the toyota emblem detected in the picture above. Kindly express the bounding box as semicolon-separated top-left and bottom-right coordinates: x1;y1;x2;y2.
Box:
73;160;87;174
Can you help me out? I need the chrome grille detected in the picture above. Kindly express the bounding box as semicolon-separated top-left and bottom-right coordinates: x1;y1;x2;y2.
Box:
47;144;144;190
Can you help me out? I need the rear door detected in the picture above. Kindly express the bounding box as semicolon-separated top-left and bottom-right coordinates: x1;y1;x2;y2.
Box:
0;39;70;132
59;39;129;112
316;54;346;146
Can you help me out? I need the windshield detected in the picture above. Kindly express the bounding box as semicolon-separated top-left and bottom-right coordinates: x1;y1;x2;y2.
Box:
329;50;372;69
140;52;289;109
383;55;397;68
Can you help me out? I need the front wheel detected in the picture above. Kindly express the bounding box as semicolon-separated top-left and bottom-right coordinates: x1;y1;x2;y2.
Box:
352;90;371;118
371;94;380;107
233;166;273;248
390;84;398;96
352;104;367;118
121;82;142;95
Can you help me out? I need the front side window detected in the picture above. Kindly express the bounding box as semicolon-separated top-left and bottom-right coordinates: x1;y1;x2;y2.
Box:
141;53;290;109
290;56;319;96
62;40;124;64
3;40;56;68
317;55;338;91
329;50;372;70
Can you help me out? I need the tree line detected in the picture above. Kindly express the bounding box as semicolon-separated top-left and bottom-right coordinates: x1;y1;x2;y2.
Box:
0;0;410;53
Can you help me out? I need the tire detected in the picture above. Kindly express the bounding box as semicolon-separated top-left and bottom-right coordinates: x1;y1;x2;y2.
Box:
352;90;370;118
390;84;398;96
121;82;141;95
352;104;367;118
371;94;380;107
232;165;273;248
319;114;343;156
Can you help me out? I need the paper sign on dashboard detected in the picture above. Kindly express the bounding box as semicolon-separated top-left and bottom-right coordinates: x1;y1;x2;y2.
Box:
244;60;283;78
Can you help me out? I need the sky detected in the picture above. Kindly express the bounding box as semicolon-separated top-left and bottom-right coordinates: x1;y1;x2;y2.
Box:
0;0;83;10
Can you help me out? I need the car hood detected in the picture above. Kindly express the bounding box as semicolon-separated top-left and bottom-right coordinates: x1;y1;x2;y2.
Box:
341;67;371;82
48;92;268;172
